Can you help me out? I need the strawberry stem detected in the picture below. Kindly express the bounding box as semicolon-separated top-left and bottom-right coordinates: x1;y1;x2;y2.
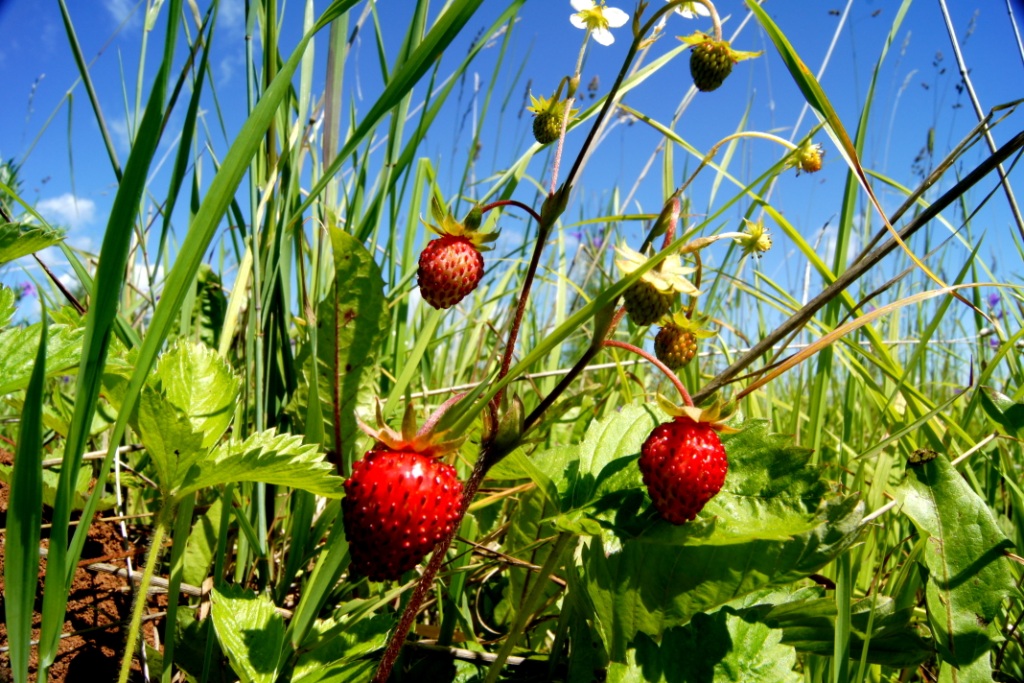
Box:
479;199;543;225
603;339;694;407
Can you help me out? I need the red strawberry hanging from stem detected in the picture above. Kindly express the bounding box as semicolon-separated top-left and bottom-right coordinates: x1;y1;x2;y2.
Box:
417;197;499;310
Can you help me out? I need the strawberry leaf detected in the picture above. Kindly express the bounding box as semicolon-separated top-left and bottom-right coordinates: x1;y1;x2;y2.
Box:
174;429;344;501
0;323;84;395
291;614;391;683
978;386;1024;438
895;453;1018;670
607;605;802;683
211;585;287;683
583;495;863;660
0;222;64;266
152;340;240;450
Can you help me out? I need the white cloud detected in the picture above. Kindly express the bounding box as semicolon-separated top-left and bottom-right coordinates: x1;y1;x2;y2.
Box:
104;0;139;26
37;194;96;230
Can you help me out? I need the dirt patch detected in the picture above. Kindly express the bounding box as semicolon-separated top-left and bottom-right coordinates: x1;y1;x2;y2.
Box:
0;448;157;682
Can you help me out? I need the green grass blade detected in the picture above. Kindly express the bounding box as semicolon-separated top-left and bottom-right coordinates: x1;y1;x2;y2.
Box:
38;0;185;670
3;310;47;683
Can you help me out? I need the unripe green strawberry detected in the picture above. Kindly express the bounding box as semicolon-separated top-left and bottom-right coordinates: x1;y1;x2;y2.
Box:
681;32;762;93
418;235;485;310
615;244;699;327
640;415;727;524
623;280;674;326
533;109;562;145
343;449;463;580
655;323;697;370
690;39;733;92
528;94;576;145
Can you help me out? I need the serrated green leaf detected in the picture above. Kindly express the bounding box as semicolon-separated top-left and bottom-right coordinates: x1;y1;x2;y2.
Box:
585;495;864;661
153;340;240;449
174;429;344;500
211;585;287;683
607;608;802;683
137;387;208;497
978;386;1024;438
0;222;64;265
0;323;84;394
895;454;1018;669
291;614;392;682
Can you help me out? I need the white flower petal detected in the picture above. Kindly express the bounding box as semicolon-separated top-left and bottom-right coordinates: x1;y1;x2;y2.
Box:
674;1;710;18
569;13;588;29
571;0;595;10
592;26;615;45
603;6;630;27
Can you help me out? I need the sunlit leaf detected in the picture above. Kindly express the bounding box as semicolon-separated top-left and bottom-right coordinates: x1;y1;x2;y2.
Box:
0;222;64;265
153;340;240;449
211;585;287;683
291;614;392;682
174;428;344;500
0;284;15;326
0;323;84;395
895;454;1018;670
136;388;208;497
978;386;1024;438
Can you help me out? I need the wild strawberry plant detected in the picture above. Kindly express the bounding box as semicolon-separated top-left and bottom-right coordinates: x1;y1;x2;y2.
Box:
1;1;1022;682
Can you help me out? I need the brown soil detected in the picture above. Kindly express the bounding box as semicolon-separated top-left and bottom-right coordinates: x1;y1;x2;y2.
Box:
1;448;158;682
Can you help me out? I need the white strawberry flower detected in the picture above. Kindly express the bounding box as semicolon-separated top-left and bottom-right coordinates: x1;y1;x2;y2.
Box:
669;0;711;19
570;0;630;46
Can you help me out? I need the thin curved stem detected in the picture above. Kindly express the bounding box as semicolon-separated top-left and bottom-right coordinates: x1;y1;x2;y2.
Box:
480;199;543;225
675;130;798;199
482;532;573;683
603;340;694;407
117;505;170;683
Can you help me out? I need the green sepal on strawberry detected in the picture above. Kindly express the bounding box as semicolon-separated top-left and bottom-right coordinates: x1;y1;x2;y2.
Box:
417;197;499;310
679;32;761;92
654;311;716;370
342;402;467;580
639;397;737;525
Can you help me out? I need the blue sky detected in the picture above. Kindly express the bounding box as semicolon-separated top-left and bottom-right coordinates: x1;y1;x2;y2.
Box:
1;0;1022;308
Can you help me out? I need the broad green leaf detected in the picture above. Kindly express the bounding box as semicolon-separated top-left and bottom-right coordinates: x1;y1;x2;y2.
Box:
291;614;392;682
0;222;64;265
607;608;802;683
498;404;664;512
978;386;1024;438
0;284;14;325
584;493;864;660
297;228;387;471
211;586;287;683
153;340;240;449
0;323;84;394
895;454;1018;670
760;594;934;667
174;429;344;500
182;494;223;587
136;388;208;497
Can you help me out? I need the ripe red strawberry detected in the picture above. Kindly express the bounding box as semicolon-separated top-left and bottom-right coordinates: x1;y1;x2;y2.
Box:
343;449;463;580
417;235;485;309
417;198;498;310
639;415;727;524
